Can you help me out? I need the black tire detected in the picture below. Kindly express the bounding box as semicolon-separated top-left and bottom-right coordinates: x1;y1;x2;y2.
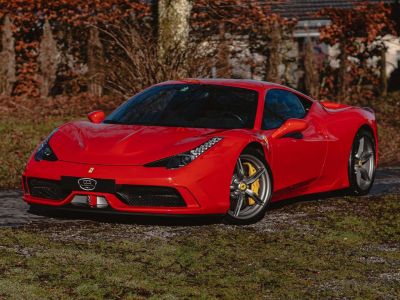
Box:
348;128;376;196
223;148;272;225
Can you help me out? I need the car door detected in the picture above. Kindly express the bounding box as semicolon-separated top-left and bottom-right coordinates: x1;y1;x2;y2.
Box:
262;89;327;192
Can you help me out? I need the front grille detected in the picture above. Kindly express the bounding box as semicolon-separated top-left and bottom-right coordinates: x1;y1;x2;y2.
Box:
116;185;186;207
28;178;70;201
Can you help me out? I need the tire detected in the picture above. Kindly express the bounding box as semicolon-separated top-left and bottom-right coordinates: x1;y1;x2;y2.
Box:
348;128;376;195
223;149;272;225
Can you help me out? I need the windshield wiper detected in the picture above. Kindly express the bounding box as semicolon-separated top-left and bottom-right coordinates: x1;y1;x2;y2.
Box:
103;120;125;124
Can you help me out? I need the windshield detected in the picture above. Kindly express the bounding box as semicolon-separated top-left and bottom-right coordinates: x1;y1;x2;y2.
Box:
104;84;259;129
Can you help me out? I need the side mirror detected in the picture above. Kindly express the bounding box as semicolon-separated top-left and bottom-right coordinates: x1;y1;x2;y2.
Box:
88;110;105;124
271;118;308;139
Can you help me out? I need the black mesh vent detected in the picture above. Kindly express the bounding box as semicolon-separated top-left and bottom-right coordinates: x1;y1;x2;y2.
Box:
28;178;70;201
116;185;186;207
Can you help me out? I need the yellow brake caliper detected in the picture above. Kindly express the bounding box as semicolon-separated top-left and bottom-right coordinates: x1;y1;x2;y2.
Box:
243;162;260;205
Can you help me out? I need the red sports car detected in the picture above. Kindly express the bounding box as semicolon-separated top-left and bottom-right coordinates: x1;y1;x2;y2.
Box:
22;79;378;224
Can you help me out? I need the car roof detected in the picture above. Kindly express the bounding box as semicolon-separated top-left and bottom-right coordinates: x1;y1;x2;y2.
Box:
158;78;282;89
157;78;310;94
157;78;315;101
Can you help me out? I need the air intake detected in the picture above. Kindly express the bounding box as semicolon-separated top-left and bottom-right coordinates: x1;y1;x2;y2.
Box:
28;178;70;200
116;185;186;207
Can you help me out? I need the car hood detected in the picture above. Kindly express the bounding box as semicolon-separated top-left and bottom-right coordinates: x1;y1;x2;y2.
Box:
50;121;226;165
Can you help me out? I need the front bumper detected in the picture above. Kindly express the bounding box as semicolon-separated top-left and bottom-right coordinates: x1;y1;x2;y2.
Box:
22;157;233;215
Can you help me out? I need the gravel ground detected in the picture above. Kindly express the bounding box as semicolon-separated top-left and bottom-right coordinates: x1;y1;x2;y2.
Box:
0;167;399;227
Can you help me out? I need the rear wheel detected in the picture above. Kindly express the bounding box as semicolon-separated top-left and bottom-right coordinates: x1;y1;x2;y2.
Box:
223;151;272;224
348;129;376;195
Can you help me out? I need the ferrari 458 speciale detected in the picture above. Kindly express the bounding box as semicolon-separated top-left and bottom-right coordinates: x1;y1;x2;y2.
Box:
22;79;377;224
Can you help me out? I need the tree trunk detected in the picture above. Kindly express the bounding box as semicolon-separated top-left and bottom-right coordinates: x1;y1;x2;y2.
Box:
87;26;105;97
215;23;231;78
304;38;319;98
0;15;16;96
337;42;349;103
380;47;387;97
266;22;281;83
158;0;192;62
38;19;59;97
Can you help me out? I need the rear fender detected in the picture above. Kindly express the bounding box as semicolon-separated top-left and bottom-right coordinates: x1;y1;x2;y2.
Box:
320;106;378;189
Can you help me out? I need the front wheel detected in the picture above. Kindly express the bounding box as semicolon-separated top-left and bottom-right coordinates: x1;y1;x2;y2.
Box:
223;152;272;225
348;129;376;195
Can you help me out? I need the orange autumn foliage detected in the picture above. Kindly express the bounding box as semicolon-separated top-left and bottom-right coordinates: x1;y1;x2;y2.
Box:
0;0;149;97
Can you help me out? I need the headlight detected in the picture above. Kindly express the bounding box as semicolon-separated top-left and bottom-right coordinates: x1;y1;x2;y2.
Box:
145;137;223;169
34;129;58;162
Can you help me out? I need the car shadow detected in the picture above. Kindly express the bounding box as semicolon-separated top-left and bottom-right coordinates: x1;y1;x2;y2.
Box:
268;189;348;211
28;205;223;226
28;189;348;227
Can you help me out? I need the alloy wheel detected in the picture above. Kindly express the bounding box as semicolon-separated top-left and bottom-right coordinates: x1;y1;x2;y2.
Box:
354;136;375;190
228;154;271;220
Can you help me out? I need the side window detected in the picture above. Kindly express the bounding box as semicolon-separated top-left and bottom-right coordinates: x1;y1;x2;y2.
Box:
262;89;306;130
298;94;313;112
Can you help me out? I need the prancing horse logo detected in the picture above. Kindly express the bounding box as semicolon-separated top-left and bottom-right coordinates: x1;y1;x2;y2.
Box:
78;178;97;191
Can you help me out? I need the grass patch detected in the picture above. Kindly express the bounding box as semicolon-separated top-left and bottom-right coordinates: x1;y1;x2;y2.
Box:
0;194;399;299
